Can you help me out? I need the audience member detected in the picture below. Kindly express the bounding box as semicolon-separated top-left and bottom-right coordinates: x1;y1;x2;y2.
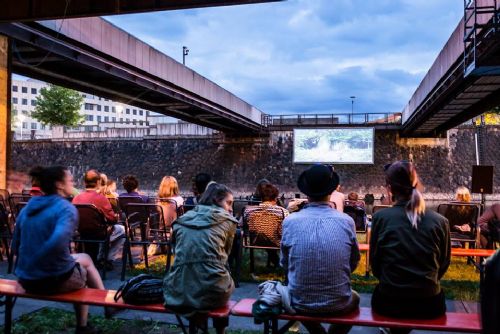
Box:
97;173;108;195
184;173;212;206
478;203;500;248
370;161;451;334
281;164;360;334
446;186;475;236
455;186;471;203
249;178;270;204
28;166;44;196
119;175;149;202
163;183;237;331
72;170;126;269
158;176;184;227
345;192;365;208
329;184;345;212
242;183;289;267
12;166;106;334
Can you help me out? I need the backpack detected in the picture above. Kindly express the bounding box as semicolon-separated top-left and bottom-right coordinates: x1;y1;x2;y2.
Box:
114;274;164;305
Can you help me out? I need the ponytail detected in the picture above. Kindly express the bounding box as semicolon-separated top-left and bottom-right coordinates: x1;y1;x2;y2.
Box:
406;186;425;229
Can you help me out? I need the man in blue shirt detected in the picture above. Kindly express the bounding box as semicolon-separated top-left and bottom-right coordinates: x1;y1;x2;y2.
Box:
281;164;360;334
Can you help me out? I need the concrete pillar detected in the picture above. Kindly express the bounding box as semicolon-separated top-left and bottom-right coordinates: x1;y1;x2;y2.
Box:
0;35;11;189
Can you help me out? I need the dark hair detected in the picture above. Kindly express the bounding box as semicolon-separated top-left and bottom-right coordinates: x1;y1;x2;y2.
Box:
254;179;270;198
84;169;101;188
194;173;212;195
29;166;43;187
199;183;232;207
385;160;425;229
348;192;359;201
122;175;139;193
261;183;279;202
29;166;68;195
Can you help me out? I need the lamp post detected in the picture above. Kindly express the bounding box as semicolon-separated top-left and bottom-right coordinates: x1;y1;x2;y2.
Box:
183;46;189;65
350;96;356;124
18;114;25;140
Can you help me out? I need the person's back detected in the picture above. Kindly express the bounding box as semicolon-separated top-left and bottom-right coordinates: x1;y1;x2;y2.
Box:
282;203;358;313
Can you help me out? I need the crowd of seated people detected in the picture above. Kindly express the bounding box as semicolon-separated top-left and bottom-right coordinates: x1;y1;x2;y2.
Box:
7;161;500;334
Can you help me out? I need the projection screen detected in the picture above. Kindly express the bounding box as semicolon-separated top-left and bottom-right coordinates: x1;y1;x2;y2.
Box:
293;128;374;164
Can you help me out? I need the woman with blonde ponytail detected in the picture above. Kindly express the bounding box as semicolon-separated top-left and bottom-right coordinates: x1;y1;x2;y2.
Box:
369;161;451;333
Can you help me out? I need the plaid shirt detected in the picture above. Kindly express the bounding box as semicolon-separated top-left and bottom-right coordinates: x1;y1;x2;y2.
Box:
280;202;360;313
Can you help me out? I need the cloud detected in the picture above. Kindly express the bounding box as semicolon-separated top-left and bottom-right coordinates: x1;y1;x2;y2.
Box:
105;0;463;116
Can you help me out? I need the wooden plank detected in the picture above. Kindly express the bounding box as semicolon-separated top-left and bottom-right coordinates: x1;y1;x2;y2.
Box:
0;35;10;189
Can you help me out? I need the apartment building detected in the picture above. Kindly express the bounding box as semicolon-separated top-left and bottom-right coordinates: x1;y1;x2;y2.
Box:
11;78;175;139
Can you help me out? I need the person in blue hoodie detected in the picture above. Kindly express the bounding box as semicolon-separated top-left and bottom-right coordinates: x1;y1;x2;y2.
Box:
12;166;106;334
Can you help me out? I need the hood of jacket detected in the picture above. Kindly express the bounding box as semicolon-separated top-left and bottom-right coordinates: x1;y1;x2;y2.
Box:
24;194;62;217
174;204;237;229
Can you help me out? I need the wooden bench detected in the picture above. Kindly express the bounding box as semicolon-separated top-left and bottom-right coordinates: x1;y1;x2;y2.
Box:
231;298;481;334
359;243;496;277
0;279;234;334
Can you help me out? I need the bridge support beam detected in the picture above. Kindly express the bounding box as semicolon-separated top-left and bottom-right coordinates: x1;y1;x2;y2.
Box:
0;35;11;189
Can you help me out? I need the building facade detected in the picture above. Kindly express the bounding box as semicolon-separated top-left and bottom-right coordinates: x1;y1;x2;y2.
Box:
11;78;175;139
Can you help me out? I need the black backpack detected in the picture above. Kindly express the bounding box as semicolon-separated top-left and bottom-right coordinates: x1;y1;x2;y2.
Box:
114;274;164;305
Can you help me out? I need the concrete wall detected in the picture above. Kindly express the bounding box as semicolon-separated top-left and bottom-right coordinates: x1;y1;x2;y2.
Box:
10;127;500;197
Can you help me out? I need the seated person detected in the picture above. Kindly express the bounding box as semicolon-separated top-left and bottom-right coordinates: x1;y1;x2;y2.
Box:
281;165;360;334
329;184;345;212
242;183;289;267
370;161;451;334
184;173;212;206
157;176;184;226
163;183;237;332
12;166;106;334
119;175;149;203
345;192;365;208
73;170;126;269
454;186;471;203
478;203;500;248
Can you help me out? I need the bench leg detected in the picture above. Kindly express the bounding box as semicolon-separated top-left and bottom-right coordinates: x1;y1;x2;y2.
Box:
4;296;15;334
250;248;255;274
120;240;129;281
212;316;229;334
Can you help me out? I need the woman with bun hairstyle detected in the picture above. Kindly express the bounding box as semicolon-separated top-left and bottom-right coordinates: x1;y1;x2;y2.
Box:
12;166;106;334
369;161;451;334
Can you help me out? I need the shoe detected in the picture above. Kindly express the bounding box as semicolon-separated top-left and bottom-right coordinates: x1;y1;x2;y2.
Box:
75;323;102;334
104;306;123;319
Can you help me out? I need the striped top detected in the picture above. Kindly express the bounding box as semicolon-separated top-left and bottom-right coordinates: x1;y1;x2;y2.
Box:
280;202;360;313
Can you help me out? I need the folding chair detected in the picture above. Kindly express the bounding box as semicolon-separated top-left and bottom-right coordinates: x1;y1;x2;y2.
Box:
8;194;31;220
0;201;14;274
73;204;111;279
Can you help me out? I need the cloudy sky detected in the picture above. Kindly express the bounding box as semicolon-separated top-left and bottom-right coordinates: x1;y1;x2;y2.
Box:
105;0;463;116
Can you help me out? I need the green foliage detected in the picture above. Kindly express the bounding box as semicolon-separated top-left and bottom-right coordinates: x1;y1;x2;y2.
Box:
31;85;84;127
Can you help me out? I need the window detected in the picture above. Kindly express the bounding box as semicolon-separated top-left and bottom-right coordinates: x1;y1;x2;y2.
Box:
132;119;136;125
21;87;27;93
41;124;45;130
104;116;109;122
126;118;130;123
31;88;37;94
31;123;37;130
82;94;86;98
133;109;137;115
22;122;27;129
140;121;143;126
96;105;101;111
22;110;28;115
97;116;102;122
85;115;94;121
12;85;18;92
139;110;143;116
84;103;93;111
120;118;123;122
22;99;28;105
126;109;130;114
104;106;109;112
112;107;116;113
31;100;36;106
112;117;116;122
12;97;17;104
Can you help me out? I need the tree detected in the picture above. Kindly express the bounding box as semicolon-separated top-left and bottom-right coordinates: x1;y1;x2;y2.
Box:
32;85;84;126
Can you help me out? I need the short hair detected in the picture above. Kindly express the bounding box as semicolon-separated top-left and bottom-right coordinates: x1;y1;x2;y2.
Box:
122;175;139;193
29;166;68;195
29;166;43;187
261;183;279;202
158;176;180;198
348;192;359;201
84;170;101;188
254;179;270;198
199;183;232;207
194;173;212;195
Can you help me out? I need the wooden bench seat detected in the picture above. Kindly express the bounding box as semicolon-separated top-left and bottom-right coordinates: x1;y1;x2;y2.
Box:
0;279;234;334
231;298;481;333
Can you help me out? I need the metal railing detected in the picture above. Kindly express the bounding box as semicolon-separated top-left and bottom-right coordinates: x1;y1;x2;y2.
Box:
262;112;402;128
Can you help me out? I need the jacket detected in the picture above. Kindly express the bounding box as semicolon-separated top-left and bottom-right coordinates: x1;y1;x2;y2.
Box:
481;249;500;334
163;204;237;316
370;201;451;298
12;195;78;280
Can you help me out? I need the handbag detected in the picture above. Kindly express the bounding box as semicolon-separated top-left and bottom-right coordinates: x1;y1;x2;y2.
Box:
114;274;164;305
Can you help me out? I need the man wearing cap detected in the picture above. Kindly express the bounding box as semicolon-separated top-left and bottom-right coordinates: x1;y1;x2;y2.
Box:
280;164;360;334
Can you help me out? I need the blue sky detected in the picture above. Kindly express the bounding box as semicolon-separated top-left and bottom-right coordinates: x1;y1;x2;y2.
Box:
105;0;463;116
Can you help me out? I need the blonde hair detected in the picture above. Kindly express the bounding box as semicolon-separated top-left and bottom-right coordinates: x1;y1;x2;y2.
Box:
455;186;471;203
158;176;180;198
386;161;426;229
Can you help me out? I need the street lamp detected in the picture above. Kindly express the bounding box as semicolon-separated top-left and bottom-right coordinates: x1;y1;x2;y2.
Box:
183;46;189;65
17;114;25;140
350;96;356;124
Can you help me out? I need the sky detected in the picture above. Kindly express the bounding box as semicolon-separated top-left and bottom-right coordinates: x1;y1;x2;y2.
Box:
100;0;464;116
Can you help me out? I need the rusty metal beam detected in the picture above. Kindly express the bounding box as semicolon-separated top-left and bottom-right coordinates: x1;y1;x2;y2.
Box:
1;0;283;23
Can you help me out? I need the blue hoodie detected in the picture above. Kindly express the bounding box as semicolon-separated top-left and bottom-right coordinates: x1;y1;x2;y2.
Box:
12;194;78;281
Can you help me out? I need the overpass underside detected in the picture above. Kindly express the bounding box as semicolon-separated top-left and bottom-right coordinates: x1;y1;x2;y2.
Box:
0;22;263;134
